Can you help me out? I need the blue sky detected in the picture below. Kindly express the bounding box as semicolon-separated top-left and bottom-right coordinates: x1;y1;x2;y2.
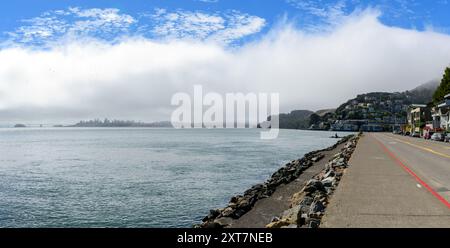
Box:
1;0;450;47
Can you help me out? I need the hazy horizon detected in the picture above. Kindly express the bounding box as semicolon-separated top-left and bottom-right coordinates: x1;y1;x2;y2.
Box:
0;77;439;125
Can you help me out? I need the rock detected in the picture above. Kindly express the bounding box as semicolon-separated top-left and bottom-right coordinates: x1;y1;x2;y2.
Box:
266;219;291;228
297;196;313;220
309;200;325;215
202;209;220;221
202;222;223;228
250;183;264;191
307;218;321;228
299;196;314;207
271;216;280;222
297;214;307;226
233;209;247;218
221;207;235;217
214;217;233;227
333;152;342;159
229;196;239;203
209;209;220;217
304;161;313;167
321;177;335;187
287;167;297;173
280;205;301;224
303;179;324;194
306;179;322;188
323;169;335;179
336;162;346;167
303;185;317;194
228;203;237;208
257;194;270;199
311;154;324;162
333;158;346;167
237;199;250;209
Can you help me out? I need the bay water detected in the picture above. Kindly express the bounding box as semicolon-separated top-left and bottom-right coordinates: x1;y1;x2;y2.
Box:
0;128;348;227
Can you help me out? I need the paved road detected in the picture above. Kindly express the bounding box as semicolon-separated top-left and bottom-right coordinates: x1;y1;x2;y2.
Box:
321;133;450;227
378;133;450;202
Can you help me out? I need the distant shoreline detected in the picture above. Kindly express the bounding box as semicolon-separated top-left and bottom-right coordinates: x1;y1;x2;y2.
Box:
3;126;358;134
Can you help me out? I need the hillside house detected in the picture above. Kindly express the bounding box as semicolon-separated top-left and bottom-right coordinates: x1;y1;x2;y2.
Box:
431;93;450;131
407;104;431;135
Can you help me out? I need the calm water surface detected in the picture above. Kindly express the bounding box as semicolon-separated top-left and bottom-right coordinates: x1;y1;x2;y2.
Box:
0;128;348;227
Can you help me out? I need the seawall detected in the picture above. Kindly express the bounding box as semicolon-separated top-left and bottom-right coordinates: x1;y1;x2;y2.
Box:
198;134;360;228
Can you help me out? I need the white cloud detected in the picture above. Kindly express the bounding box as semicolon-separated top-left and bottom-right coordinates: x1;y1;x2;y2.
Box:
286;0;350;23
1;10;450;123
5;7;264;47
285;0;440;32
67;7;136;34
150;9;226;40
8;16;68;43
210;11;266;44
6;7;136;46
149;9;265;44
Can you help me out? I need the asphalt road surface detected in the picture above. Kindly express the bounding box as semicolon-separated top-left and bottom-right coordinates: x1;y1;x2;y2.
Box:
321;133;450;227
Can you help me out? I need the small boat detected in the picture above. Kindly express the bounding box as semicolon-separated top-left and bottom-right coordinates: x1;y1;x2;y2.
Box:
330;133;341;138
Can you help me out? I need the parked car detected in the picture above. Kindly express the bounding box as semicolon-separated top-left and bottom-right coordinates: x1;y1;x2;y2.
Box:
444;134;450;142
431;133;445;141
424;131;434;139
411;132;420;138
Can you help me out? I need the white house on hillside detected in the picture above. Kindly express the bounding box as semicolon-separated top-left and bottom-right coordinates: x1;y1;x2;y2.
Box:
432;94;450;131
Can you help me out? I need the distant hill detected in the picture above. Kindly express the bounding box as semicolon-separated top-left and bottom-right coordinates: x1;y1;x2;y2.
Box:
267;80;439;130
271;110;314;129
405;79;440;104
335;80;439;120
315;109;336;117
411;79;440;92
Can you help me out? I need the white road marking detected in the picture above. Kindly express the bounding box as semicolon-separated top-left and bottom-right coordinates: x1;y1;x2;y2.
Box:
371;156;386;160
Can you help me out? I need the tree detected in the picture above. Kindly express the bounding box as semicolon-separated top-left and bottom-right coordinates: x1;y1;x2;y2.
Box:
308;113;321;126
432;67;450;104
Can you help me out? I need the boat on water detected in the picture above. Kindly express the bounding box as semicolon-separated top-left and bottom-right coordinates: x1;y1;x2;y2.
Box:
330;133;341;138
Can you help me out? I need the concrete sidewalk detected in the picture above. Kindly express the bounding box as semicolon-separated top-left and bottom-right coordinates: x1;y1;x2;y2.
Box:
321;133;450;228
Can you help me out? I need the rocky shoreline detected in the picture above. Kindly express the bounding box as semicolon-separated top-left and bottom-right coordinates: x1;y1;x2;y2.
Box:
266;134;359;228
198;134;359;228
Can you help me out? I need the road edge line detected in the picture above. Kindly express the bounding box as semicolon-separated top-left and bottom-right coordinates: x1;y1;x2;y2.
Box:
371;134;450;209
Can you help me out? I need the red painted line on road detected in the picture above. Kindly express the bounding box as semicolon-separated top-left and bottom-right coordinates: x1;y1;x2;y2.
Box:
371;134;450;209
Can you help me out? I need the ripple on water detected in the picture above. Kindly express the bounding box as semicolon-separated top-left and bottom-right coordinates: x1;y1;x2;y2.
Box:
0;128;350;227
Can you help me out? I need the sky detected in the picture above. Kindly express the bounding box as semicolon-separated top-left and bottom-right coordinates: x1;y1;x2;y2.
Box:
1;0;450;124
